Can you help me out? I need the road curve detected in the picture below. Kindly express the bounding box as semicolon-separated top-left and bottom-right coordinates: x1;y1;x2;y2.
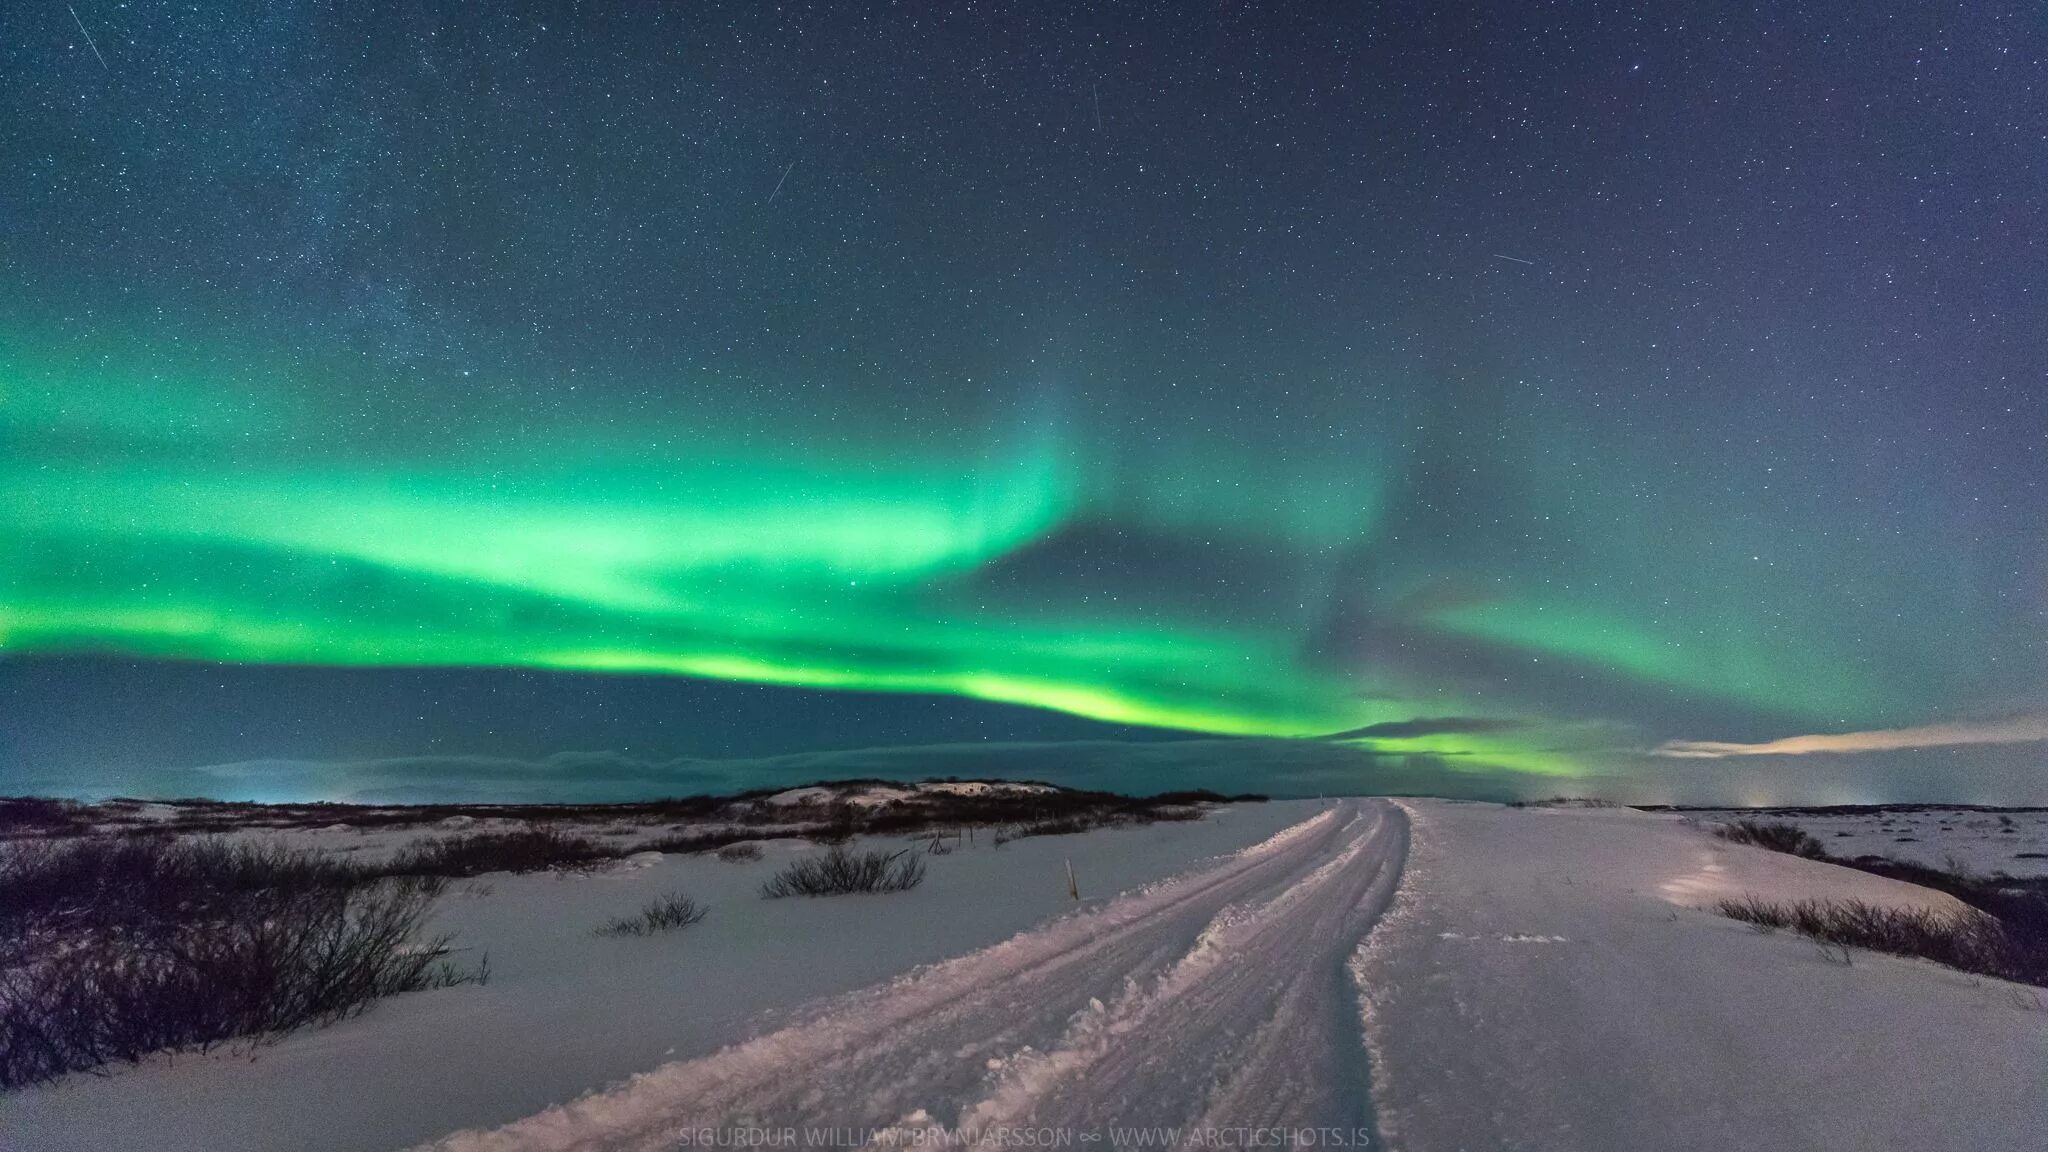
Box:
421;800;1409;1152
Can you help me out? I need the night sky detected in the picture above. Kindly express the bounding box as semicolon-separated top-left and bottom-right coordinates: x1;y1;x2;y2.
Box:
3;3;2044;803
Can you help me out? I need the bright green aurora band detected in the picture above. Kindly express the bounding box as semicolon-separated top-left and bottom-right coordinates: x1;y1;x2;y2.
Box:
0;312;1950;781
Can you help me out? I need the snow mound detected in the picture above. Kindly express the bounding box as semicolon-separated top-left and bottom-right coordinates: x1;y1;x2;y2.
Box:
762;780;1058;808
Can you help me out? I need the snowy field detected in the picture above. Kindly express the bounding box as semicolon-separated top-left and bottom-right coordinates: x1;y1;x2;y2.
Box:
1681;805;2048;877
7;798;2046;1151
4;798;1314;1152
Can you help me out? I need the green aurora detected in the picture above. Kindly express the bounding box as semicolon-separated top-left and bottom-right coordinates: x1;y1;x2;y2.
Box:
3;1;2040;794
0;313;1963;779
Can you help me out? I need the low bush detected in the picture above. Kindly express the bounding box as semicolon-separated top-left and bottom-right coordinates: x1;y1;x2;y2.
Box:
595;893;708;937
1714;820;1827;859
992;812;1135;845
761;846;926;898
0;797;93;836
1716;894;2045;987
1706;822;2048;989
639;828;762;856
716;842;763;862
384;826;611;878
0;837;475;1088
0;837;381;947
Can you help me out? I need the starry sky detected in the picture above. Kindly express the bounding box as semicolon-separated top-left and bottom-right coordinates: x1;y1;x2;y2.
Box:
2;2;2044;802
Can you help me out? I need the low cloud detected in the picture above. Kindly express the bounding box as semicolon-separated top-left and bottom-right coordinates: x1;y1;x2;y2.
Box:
1652;714;2048;759
1323;717;1529;740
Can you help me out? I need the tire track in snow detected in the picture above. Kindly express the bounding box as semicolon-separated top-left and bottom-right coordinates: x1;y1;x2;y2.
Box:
419;801;1407;1152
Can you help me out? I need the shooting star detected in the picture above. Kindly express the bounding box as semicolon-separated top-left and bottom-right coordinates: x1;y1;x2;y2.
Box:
765;160;796;207
1493;253;1536;266
1093;83;1103;132
68;4;108;70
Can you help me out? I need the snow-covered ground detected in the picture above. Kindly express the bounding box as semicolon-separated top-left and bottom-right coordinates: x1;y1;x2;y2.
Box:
1358;801;2044;1152
9;800;2046;1152
1683;805;2048;877
3;800;1313;1152
423;800;1403;1152
763;781;1056;807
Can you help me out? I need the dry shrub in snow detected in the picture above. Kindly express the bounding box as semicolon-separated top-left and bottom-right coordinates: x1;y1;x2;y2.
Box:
1717;894;2046;988
0;837;476;1088
595;893;709;937
385;826;613;877
1714;820;1828;859
761;846;926;898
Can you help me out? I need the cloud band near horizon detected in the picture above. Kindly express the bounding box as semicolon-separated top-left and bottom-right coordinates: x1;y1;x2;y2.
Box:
1652;715;2048;759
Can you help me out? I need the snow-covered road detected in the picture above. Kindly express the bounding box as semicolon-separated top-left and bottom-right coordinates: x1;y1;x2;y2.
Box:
423;801;1407;1152
1357;800;2048;1152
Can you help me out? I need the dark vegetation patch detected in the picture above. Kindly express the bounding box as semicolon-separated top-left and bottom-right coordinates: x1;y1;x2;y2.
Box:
595;893;708;937
989;803;1205;847
638;827;772;855
761;846;926;898
0;838;480;1088
1717;895;2046;987
0;797;95;836
1707;818;2048;989
716;842;764;862
3;781;1253;845
1713;820;1828;859
383;827;613;878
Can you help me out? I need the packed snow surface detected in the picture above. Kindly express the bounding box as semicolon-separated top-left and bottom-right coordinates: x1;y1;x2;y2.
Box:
1356;800;2044;1152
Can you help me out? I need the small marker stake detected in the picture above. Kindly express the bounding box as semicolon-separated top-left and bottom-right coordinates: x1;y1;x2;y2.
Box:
1066;858;1079;901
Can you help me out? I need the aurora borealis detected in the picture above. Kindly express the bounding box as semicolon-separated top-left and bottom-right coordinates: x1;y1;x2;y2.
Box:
3;3;2045;800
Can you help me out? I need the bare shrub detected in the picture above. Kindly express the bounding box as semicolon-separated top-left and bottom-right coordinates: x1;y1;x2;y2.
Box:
595;893;708;937
715;842;763;863
0;797;93;837
1714;820;1828;859
992;813;1133;846
0;873;471;1088
1716;894;2044;986
761;847;926;898
639;828;762;855
384;826;611;878
0;837;382;945
0;837;483;1088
